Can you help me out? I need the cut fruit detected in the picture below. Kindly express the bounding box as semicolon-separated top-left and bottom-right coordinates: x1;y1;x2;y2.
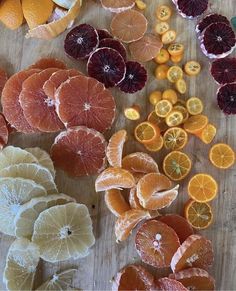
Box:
118;61;147;93
184;114;209;134
171;54;184;64
165;110;184;127
147;111;168;132
0;68;8;95
163;127;188;151
155;64;169;80
0;0;24;30
29;58;67;70
175;0;208;19
155;100;173;118
135;0;146;10
184;61;201;76
196;123;216;144
171;234;214;272
95;167;135;192
105;189;130;217
3;238;40;291
107;130;127;168
51;126;107;177
174;105;189;123
186;97;204;115
135;122;160;144
124;105;141;120
144;135;164;152
209;143;235;169
129;34;163;63
64;24;99;60
99;38;127;60
156;5;172;21
155;22;170;35
154;49;170;64
167;66;183;83
115;209;151;242
161;30;177;45
163;151;192;181
110;9;147;43
168;43;184;56
135;220;180;268
55;75;116;132
97;29;112;41
52;0;75;9
162;89;178;105
87;47;126;88
101;0;135;13
149;91;162;105
14;194;75;238
196;13;230;34
0;177;46;236
217;83;236;115
0;113;9;149
158;278;188;291
129;187;143;209
211;57;236;85
32;202;95;262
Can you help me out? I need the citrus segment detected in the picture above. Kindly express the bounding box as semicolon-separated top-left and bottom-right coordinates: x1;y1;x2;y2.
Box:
165;110;183;127
209;143;235;169
144;135;164;152
155;100;173;118
158;278;188;291
105;189;130;217
196;123;216;144
135;122;160;144
0;0;24;30
129;187;143;210
184;115;209;134
186;97;204;115
107;130;127;168
163;127;188;150
0;68;8;95
101;0;135;13
29;58;67;70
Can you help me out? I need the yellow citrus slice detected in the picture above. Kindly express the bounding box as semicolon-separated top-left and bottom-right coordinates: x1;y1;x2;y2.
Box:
154;49;170;64
196;123;217;144
144;135;164;152
161;30;177;45
184;61;201;76
174;105;189;123
124;106;140;120
155;100;173;118
209;143;235;169
0;0;24;30
167;66;184;83
165;110;183;127
186;97;204;115
162;89;178;105
168;43;184;56
184;114;209;134
147;111;169;132
154;22;170;35
175;79;187;94
135;0;146;10
156;5;172;21
149;91;162;105
135;121;160;144
163;127;188;150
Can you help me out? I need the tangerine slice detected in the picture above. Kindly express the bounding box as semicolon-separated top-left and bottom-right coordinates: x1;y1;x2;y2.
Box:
95;167;135;192
101;0;135;13
144;135;164;152
171;234;214;273
0;68;8;95
0;0;24;30
0;114;9;149
29;58;67;70
196;123;216;144
110;10;147;43
106;130;127;168
184;114;209;134
115;209;150;242
163;127;188;150
105;189;130;217
186;97;204;115
155;100;173;118
55;75;116;133
135;220;180;268
135;121;160;144
165;110;184;127
129;187;144;209
51;126;107;177
209;143;235;169
158;278;188;291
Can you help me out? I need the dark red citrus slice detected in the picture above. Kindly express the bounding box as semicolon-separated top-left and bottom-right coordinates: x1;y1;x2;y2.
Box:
87;47;126;88
20;68;65;132
51;126;107;177
135;220;180;268
101;0;135;13
64;24;99;60
43;69;82;100
2;69;40;133
169;268;215;290
118;61;147;94
171;234;214;273
211;57;236;84
97;29;113;41
158;278;188;291
159;214;194;244
217;82;236;115
29;58;67;70
0;113;9;149
0;68;8;96
196;13;230;34
99;38;127;61
176;0;208;19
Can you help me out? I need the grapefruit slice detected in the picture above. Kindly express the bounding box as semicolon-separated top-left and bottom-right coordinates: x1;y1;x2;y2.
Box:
0;113;9;149
106;130;127;167
158;278;188;291
55;75;116;133
0;68;8;95
29;58;67;70
101;0;135;13
2;69;40;133
51;126;107;177
20;68;65;132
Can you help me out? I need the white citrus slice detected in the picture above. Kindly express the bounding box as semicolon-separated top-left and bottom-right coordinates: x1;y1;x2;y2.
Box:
0;177;47;236
14;194;75;239
32;202;95;262
3;238;40;291
0;163;57;194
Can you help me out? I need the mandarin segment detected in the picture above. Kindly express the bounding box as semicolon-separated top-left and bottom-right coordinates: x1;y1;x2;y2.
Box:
158;278;188;291
105;189;130;217
129;187;144;210
0;0;24;30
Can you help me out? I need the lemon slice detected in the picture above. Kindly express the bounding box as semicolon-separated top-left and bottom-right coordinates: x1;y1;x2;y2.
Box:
53;0;76;9
14;194;75;239
0;163;58;194
3;238;40;291
32;202;95;262
0;177;46;236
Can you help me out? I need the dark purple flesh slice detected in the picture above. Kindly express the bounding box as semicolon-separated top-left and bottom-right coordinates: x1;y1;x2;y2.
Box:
87;47;126;88
211;58;236;84
97;29;113;41
64;24;99;60
176;0;208;18
196;13;230;34
99;38;127;60
217;83;236;115
118;61;147;94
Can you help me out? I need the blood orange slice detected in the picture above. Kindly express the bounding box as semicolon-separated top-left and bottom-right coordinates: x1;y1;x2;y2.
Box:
0;113;9;149
20;68;64;132
55;75;116;133
101;0;135;13
171;234;214;273
106;130;127;167
29;58;67;70
2;69;40;133
0;68;8;95
158;278;188;291
97;29;112;41
51;126;107;177
135;220;180;268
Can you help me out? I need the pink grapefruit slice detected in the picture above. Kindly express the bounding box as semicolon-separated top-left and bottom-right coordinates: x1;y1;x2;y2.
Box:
29;58;67;70
0;68;8;95
0;113;9;149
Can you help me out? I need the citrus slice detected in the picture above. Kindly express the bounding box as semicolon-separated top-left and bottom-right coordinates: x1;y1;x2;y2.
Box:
168;43;184;56
29;58;67;70
32;202;95;262
135;220;180;268
0;177;46;236
174;105;189;123
101;0;135;13
110;10;147;43
154;48;170;64
154;22;170;35
14;194;75;238
155;100;173;118
188;173;218;202
165;110;184;127
156;5;172;21
95;167;135;192
129;187;144;209
209;143;235;169
175;79;187;94
0;0;24;30
135;122;160;144
196;123;216;144
171;234;214;272
52;0;76;9
163;151;192;181
149;91;162;105
167;66;184;83
0;68;8;95
147;111;168;132
144;135;164;152
115;209;151;242
184;114;209;134
0;113;9;149
3;238;40;291
162;89;178;105
155;64;169;80
107;130;127;168
51;126;107;177
158;278;188;291
105;189;130;217
161;30;177;45
186;97;204;115
124;105;140;120
163;127;188;150
184;199;213;230
184;61;201;76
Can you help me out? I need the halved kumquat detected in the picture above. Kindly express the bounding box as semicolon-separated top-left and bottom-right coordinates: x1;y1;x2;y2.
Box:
135;122;160;144
155;100;173;118
165;110;183;127
186;97;203;115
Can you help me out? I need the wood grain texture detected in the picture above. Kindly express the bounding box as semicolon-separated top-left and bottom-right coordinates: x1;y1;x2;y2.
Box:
0;0;236;290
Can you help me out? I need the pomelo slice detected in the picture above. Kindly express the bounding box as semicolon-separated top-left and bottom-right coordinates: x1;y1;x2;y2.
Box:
0;68;8;95
29;58;67;70
101;0;135;13
0;113;9;149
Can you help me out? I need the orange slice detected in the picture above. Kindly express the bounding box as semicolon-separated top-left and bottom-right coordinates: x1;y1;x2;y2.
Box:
163;127;188;150
184;114;209;134
129;187;143;209
186;97;204;115
165;110;183;127
184;199;213;230
162;89;178;105
149;91;162;105
106;130;127;168
135;122;160;144
154;21;170;35
174;105;189;123
163;151;192;181
154;48;170;64
101;0;135;13
175;79;187;94
155;64;170;80
144;135;164;152
124;105;140;120
158;278;188;291
105;189;130;217
147;111;168;132
196;123;216;144
161;30;177;44
168;43;184;56
155;100;173;118
188;173;218;202
95;167;135;192
184;61;201;76
167;66;184;83
209;143;235;169
135;220;180;268
0;0;23;30
156;5;172;21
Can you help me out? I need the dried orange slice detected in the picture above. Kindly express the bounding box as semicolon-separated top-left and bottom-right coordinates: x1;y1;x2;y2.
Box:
0;0;23;30
135;220;180;268
165;110;183;127
135;122;160;144
163;151;192;181
174;105;189;123
167;66;184;83
163;127;188;150
184;199;213;230
161;30;177;45
162;89;178;105
124;105;140;120
107;130;127;168
184;114;209;134
154;21;170;35
155;100;173;118
105;189;130;217
101;0;135;13
184;61;201;76
171;234;214;273
175;79;187;94
156;5;172;21
168;43;184;56
155;64;169;80
147;111;168;132
209;143;235;169
129;187;143;209
196;123;216;144
95;167;135;192
186;97;204;115
154;49;170;64
144;135;164;152
149;91;162;105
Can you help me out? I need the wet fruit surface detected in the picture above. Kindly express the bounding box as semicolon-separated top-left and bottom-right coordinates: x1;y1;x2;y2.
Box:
196;13;230;34
176;0;208;18
97;29;112;41
158;277;188;291
99;38;127;60
211;57;236;84
217;83;236;114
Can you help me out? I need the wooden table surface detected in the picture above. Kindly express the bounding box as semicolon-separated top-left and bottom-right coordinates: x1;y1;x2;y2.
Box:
0;0;235;290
